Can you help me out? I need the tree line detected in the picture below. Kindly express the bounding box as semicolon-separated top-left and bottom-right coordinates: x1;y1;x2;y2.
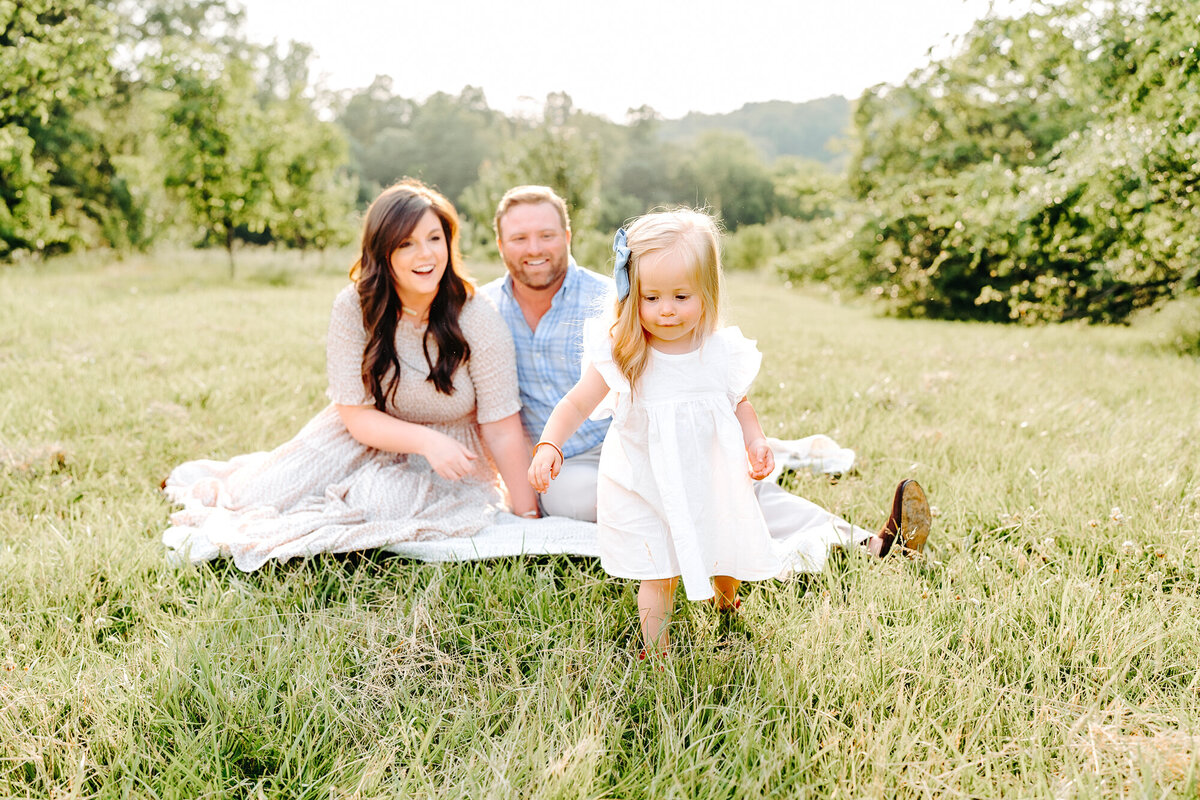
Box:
2;0;353;273
1;0;842;274
3;0;1197;325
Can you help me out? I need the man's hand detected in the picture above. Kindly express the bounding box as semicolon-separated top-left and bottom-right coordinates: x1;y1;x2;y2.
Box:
746;438;774;481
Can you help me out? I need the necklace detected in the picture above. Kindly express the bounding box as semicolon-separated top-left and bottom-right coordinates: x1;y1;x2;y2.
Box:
399;304;430;328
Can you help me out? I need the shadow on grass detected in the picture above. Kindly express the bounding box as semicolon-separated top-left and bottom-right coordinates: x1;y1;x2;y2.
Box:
190;547;616;613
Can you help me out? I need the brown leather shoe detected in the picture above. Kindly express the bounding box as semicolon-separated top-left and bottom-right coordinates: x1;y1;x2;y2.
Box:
876;479;931;556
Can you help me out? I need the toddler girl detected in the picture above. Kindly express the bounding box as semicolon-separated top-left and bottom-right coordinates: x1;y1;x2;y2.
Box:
529;209;785;657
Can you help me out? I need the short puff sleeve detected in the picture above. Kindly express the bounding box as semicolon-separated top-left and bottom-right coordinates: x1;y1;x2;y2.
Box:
325;284;372;406
462;295;522;425
712;326;763;402
581;316;627;420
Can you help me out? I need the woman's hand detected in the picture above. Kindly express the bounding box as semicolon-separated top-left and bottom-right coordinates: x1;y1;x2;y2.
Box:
421;429;478;481
528;444;562;494
746;437;774;481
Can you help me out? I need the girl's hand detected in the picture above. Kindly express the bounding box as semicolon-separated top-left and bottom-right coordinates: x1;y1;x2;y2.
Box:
746;438;774;480
528;445;562;493
422;430;478;481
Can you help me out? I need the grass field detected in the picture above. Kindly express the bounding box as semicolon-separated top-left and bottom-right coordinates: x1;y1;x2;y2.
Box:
2;249;1199;798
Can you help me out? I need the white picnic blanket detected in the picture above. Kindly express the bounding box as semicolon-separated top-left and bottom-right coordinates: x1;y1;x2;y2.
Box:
763;434;856;483
162;510;600;566
162;435;853;567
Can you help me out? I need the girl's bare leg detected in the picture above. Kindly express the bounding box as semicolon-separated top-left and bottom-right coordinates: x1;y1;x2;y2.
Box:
711;576;741;611
637;578;678;654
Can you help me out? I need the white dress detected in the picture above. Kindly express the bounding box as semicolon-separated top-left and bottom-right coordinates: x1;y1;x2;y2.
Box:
162;285;521;571
584;321;785;601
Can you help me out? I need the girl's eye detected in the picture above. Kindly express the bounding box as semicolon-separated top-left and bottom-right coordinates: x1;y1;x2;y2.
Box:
675;294;689;301
642;295;657;302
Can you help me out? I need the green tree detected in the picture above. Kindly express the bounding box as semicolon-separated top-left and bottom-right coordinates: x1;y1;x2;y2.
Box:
337;75;416;146
462;93;603;234
264;102;356;254
158;50;273;275
1;0;121;258
403;88;503;203
338;82;504;207
256;41;356;254
675;131;777;229
772;157;841;222
598;105;676;229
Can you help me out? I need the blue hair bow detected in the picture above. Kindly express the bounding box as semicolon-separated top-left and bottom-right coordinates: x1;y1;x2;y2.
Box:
613;228;631;302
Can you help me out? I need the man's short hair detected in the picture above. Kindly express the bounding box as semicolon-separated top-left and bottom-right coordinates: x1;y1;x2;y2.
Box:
493;185;571;238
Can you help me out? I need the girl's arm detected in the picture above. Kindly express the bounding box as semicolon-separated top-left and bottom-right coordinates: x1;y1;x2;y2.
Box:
336;404;478;481
528;365;610;492
479;412;539;517
734;396;774;481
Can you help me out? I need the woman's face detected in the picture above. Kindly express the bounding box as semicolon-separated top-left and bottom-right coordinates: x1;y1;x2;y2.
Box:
389;209;449;306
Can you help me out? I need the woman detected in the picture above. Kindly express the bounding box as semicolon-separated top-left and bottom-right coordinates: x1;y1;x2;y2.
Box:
163;180;537;571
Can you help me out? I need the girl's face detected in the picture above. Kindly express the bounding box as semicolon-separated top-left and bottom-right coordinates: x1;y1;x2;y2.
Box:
389;209;448;307
636;250;703;353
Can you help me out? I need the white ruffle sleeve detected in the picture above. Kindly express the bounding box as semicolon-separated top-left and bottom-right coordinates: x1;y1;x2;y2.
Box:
581;316;628;420
712;326;763;403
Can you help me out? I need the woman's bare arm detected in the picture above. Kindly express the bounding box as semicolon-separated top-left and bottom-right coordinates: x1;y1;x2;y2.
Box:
336;403;478;481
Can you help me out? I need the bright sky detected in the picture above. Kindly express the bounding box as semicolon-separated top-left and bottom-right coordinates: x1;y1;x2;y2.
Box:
238;0;1031;121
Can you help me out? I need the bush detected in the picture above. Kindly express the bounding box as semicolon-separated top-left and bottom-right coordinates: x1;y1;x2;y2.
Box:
1138;293;1200;357
569;227;614;275
838;1;1200;323
723;225;778;271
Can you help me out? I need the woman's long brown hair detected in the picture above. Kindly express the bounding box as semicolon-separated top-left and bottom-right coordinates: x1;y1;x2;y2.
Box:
350;179;474;411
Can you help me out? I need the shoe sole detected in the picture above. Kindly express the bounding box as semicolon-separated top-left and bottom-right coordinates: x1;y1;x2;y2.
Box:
898;480;931;553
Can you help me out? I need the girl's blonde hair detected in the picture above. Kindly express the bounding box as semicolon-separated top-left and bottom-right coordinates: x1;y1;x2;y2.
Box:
611;208;724;389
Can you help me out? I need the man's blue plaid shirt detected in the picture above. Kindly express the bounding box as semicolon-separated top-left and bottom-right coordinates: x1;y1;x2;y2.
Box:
481;260;613;459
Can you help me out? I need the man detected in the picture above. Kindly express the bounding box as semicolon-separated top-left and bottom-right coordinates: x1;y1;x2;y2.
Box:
480;186;607;521
481;186;929;563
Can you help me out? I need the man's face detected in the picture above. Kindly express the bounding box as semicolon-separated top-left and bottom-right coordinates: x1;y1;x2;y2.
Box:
496;202;571;291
